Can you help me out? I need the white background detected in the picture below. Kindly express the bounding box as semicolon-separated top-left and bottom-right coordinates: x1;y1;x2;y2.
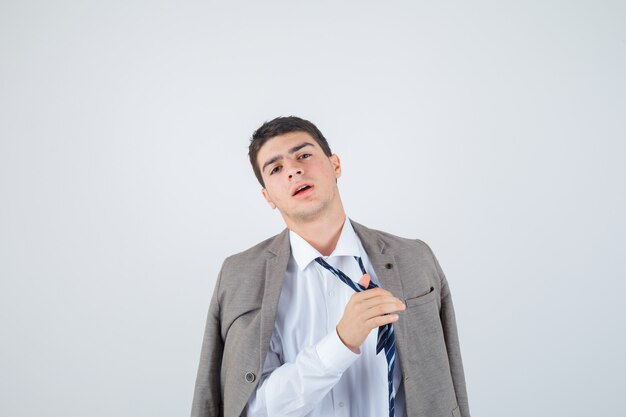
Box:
1;1;625;416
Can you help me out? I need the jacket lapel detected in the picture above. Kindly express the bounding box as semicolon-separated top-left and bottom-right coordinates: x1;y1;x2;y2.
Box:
351;220;411;375
351;220;406;298
259;228;291;365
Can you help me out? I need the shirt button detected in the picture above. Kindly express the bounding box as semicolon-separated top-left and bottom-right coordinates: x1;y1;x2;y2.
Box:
328;291;333;296
338;402;345;407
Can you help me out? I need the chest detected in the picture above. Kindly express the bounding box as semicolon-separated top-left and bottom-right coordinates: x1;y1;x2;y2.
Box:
274;256;381;359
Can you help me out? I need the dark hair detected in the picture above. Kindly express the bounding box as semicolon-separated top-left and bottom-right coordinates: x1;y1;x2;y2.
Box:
249;116;332;187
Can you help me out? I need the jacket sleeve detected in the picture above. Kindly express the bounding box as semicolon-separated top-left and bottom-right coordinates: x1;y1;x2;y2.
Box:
191;268;224;417
431;248;471;417
246;327;359;416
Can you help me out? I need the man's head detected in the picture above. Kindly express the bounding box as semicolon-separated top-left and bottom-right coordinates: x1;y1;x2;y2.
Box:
249;116;332;187
249;116;344;227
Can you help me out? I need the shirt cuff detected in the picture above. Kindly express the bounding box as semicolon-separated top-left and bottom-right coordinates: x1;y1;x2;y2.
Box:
315;328;360;374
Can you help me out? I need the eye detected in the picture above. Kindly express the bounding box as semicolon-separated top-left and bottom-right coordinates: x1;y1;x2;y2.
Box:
270;165;282;175
298;153;312;160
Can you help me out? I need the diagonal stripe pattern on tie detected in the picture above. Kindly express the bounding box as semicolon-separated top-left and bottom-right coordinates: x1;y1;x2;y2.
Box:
315;256;396;417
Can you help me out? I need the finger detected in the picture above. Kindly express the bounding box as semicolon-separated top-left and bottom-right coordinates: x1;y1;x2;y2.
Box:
352;287;393;301
361;301;406;321
366;313;400;329
358;273;371;287
358;296;405;311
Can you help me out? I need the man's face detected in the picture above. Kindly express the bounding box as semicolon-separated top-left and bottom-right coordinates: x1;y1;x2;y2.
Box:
257;131;342;225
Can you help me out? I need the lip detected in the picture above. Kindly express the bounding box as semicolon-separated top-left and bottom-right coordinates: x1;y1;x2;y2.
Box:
291;182;314;197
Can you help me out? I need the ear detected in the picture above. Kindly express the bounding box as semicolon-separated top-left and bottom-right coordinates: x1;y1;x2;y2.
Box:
261;188;276;209
330;154;342;178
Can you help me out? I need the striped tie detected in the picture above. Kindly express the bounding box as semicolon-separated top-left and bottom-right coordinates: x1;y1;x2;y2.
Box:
315;256;396;417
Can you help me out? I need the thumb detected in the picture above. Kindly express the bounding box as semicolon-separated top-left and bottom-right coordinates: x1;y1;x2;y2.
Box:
358;273;371;288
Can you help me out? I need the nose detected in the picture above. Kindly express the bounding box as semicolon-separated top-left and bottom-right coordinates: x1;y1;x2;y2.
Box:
286;160;303;180
288;168;303;180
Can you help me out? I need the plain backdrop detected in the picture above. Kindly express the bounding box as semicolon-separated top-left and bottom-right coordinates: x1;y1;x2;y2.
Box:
1;1;625;416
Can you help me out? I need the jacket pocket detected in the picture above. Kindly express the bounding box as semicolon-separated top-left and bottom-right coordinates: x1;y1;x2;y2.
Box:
451;405;461;417
404;286;436;307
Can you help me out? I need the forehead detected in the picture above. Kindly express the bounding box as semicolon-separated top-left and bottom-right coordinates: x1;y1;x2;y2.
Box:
257;131;321;164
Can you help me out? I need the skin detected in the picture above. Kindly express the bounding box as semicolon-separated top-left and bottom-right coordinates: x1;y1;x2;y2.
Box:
257;131;406;352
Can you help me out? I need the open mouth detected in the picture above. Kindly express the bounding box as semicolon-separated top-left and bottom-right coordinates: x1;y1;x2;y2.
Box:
292;184;313;196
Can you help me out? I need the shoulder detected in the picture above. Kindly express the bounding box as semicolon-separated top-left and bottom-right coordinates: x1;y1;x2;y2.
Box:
213;229;289;314
351;220;443;278
215;228;289;293
221;230;286;270
352;220;435;256
353;221;448;295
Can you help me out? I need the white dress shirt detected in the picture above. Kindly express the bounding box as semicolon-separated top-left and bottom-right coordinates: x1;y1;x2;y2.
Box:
246;218;405;417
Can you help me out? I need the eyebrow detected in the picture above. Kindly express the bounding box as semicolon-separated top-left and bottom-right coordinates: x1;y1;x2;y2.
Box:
262;142;315;173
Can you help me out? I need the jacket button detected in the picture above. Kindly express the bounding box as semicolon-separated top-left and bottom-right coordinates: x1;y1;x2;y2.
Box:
245;372;256;383
385;263;393;269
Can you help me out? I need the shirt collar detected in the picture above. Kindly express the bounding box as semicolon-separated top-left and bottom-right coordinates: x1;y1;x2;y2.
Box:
289;217;361;271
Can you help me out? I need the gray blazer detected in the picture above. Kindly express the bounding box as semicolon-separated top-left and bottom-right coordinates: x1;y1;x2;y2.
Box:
191;220;471;417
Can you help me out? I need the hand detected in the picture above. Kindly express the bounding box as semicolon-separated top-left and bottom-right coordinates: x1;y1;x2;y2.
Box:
336;287;406;352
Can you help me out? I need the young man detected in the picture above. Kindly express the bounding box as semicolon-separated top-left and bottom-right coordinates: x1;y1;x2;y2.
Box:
191;117;470;417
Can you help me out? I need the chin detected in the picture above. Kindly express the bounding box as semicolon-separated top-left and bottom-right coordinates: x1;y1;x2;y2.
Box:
292;203;329;223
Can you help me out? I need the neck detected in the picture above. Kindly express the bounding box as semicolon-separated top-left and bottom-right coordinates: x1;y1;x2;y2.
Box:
286;209;347;257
